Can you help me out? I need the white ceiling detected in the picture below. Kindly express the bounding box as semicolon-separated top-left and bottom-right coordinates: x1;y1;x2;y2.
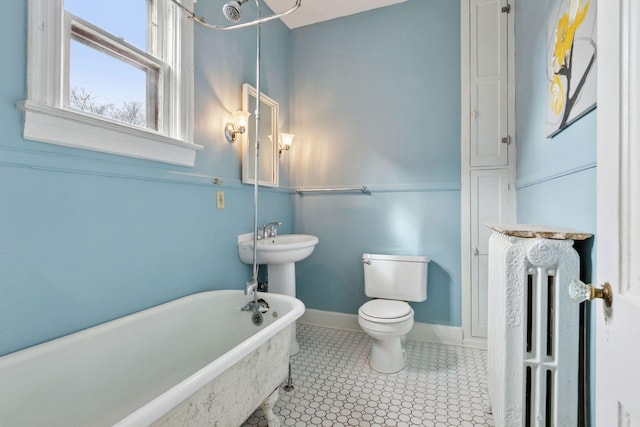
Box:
263;0;409;29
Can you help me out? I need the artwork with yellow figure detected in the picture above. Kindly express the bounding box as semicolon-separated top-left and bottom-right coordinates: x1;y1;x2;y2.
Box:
546;0;597;137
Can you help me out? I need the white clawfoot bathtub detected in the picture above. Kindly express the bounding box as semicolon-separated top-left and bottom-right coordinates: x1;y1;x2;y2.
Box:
0;290;304;426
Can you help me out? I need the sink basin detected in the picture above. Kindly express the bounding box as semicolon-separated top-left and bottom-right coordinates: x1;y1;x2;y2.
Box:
238;234;319;265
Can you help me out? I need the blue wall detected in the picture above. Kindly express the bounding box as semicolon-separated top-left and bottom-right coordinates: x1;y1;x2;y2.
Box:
0;0;462;357
0;1;292;356
289;0;462;326
513;0;596;267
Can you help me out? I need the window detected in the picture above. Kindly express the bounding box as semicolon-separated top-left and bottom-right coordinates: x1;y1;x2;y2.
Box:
65;0;158;130
21;0;201;166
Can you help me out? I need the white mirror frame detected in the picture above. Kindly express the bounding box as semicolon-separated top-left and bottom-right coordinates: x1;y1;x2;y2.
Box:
241;83;279;187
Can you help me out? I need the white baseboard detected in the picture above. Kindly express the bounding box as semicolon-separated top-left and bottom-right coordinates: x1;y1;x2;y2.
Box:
299;308;361;331
299;308;465;347
408;320;464;347
463;336;488;350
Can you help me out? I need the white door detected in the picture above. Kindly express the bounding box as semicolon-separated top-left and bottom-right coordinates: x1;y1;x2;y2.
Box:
469;0;509;167
596;0;640;424
470;169;513;339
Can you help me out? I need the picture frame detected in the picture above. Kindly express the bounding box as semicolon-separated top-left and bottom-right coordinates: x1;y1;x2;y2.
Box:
546;0;597;138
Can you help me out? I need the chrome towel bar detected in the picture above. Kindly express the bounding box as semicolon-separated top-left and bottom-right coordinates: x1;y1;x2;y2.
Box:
295;186;369;194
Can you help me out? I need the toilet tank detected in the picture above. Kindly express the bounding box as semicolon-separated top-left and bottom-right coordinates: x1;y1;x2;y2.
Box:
362;253;429;302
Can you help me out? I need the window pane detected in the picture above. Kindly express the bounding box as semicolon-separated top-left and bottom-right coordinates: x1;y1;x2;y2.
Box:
64;0;149;51
69;39;150;129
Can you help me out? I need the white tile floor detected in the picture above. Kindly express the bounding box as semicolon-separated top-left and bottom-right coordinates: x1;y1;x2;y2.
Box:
242;324;495;427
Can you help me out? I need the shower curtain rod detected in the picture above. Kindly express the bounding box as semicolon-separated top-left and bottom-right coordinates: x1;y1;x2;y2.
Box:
170;0;302;30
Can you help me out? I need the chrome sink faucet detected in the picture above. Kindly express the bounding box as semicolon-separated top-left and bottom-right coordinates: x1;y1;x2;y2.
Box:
262;221;282;238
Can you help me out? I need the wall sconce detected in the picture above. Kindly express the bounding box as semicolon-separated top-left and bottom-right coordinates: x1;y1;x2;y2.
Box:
279;133;295;157
225;111;251;142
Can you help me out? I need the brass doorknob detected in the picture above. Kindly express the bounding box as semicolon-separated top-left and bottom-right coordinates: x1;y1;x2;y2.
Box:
568;279;613;307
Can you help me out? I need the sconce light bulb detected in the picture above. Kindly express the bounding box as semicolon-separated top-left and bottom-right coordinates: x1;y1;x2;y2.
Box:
280;133;295;149
233;110;251;132
278;133;295;157
225;111;251;143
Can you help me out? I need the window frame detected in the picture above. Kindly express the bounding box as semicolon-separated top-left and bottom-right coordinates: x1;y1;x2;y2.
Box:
21;0;201;167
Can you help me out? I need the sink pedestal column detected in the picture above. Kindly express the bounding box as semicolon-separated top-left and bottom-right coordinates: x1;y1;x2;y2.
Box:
267;263;300;356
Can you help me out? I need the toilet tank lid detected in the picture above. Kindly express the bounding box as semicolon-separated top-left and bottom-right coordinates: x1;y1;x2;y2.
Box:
362;253;429;263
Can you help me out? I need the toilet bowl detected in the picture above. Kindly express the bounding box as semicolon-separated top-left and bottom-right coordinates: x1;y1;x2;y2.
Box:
358;299;414;373
358;253;428;373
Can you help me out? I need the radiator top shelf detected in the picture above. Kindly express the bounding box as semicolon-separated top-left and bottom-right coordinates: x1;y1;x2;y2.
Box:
485;224;593;241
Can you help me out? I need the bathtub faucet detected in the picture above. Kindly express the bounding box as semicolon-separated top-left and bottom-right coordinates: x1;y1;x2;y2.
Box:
262;221;282;238
241;295;270;313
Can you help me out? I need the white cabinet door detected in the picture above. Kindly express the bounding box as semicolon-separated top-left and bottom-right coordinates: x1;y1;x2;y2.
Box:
470;0;509;167
470;169;513;338
595;0;640;423
462;0;514;347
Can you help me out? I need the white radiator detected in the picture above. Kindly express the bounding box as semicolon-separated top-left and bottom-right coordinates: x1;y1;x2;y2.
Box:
487;226;587;427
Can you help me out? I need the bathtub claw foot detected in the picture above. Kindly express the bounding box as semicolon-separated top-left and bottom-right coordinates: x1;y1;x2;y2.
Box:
260;387;281;427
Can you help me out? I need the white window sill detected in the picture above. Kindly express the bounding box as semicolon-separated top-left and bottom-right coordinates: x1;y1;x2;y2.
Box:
18;101;202;167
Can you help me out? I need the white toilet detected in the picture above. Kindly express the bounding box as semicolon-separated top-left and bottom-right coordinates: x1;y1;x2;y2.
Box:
358;253;429;373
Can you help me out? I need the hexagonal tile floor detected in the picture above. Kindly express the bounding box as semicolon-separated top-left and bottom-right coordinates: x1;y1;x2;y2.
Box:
242;324;494;427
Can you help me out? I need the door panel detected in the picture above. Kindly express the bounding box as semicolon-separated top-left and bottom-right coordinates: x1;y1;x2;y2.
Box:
470;169;512;338
596;0;640;424
470;0;508;167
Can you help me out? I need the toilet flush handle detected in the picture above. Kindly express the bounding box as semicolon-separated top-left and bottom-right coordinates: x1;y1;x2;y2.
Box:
362;258;371;265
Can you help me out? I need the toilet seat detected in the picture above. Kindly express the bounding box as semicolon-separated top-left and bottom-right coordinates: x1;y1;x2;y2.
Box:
359;299;413;324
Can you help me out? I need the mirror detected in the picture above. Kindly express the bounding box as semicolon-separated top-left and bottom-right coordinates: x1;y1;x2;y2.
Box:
241;83;279;187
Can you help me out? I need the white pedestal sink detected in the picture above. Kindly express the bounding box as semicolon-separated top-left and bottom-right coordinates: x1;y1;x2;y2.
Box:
238;233;319;356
